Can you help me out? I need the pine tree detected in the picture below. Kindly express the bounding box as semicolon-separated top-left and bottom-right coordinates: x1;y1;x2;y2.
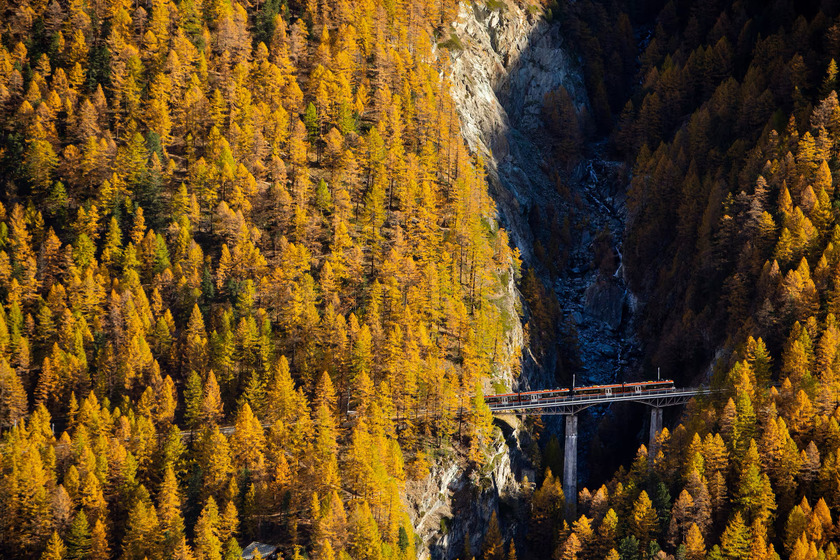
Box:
26;127;59;197
41;532;67;560
195;498;223;560
185;371;204;428
122;493;162;560
0;357;27;428
230;402;266;475
684;523;706;560
529;469;564;554
312;372;340;493
222;537;241;560
559;533;582;560
748;519;770;560
668;490;695;547
482;511;504;560
736;440;776;524
101;217;123;269
219;501;239;546
595;508;618;558
90;519;109;560
36;356;57;407
185;304;208;374
785;504;809;555
618;536;641;560
200;427;233;497
201;370;224;426
348;501;381;560
720;512;750;560
65;512;91;560
158;466;187;557
630;490;659;546
822;59;838;96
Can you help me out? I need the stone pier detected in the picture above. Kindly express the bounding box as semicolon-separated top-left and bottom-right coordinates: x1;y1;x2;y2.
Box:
649;406;663;457
563;414;578;519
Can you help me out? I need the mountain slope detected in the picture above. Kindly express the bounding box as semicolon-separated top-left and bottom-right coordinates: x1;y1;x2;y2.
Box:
0;0;523;559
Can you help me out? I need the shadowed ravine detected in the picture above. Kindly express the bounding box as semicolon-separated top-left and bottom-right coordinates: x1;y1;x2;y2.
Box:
447;3;643;393
451;0;643;420
410;2;647;558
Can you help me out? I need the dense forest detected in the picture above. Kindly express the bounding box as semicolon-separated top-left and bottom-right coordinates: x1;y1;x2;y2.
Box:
11;0;840;559
521;1;840;560
0;0;524;558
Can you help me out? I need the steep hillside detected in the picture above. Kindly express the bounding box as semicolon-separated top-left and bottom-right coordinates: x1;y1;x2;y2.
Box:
0;0;525;559
514;2;840;560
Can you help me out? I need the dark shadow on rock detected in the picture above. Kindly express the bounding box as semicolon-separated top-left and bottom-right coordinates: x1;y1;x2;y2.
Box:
584;275;625;330
432;1;649;558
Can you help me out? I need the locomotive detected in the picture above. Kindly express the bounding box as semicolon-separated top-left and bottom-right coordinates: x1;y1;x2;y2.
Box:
484;379;675;408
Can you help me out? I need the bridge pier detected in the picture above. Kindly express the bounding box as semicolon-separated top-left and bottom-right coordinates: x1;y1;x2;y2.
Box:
563;414;577;520
486;384;713;519
649;406;663;458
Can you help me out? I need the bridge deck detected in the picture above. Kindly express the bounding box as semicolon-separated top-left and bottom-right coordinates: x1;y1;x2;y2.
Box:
487;386;715;415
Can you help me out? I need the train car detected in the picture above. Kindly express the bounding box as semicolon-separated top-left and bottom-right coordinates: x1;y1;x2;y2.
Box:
592;379;675;396
486;379;675;407
485;387;571;407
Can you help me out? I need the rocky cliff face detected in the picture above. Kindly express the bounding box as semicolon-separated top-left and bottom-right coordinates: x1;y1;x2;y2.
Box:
447;1;587;270
445;0;642;392
407;418;536;560
408;3;582;559
408;2;644;557
448;0;646;485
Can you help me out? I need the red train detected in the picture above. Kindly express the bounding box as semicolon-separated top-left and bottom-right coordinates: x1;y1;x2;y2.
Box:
484;379;675;407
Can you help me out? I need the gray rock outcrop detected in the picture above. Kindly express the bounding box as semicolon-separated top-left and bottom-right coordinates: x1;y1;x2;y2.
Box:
409;1;646;557
447;1;587;269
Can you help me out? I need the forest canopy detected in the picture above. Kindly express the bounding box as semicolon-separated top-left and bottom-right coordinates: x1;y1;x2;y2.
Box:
0;0;523;558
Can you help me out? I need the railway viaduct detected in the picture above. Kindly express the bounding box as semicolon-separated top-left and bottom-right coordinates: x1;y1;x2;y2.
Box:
485;383;716;518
